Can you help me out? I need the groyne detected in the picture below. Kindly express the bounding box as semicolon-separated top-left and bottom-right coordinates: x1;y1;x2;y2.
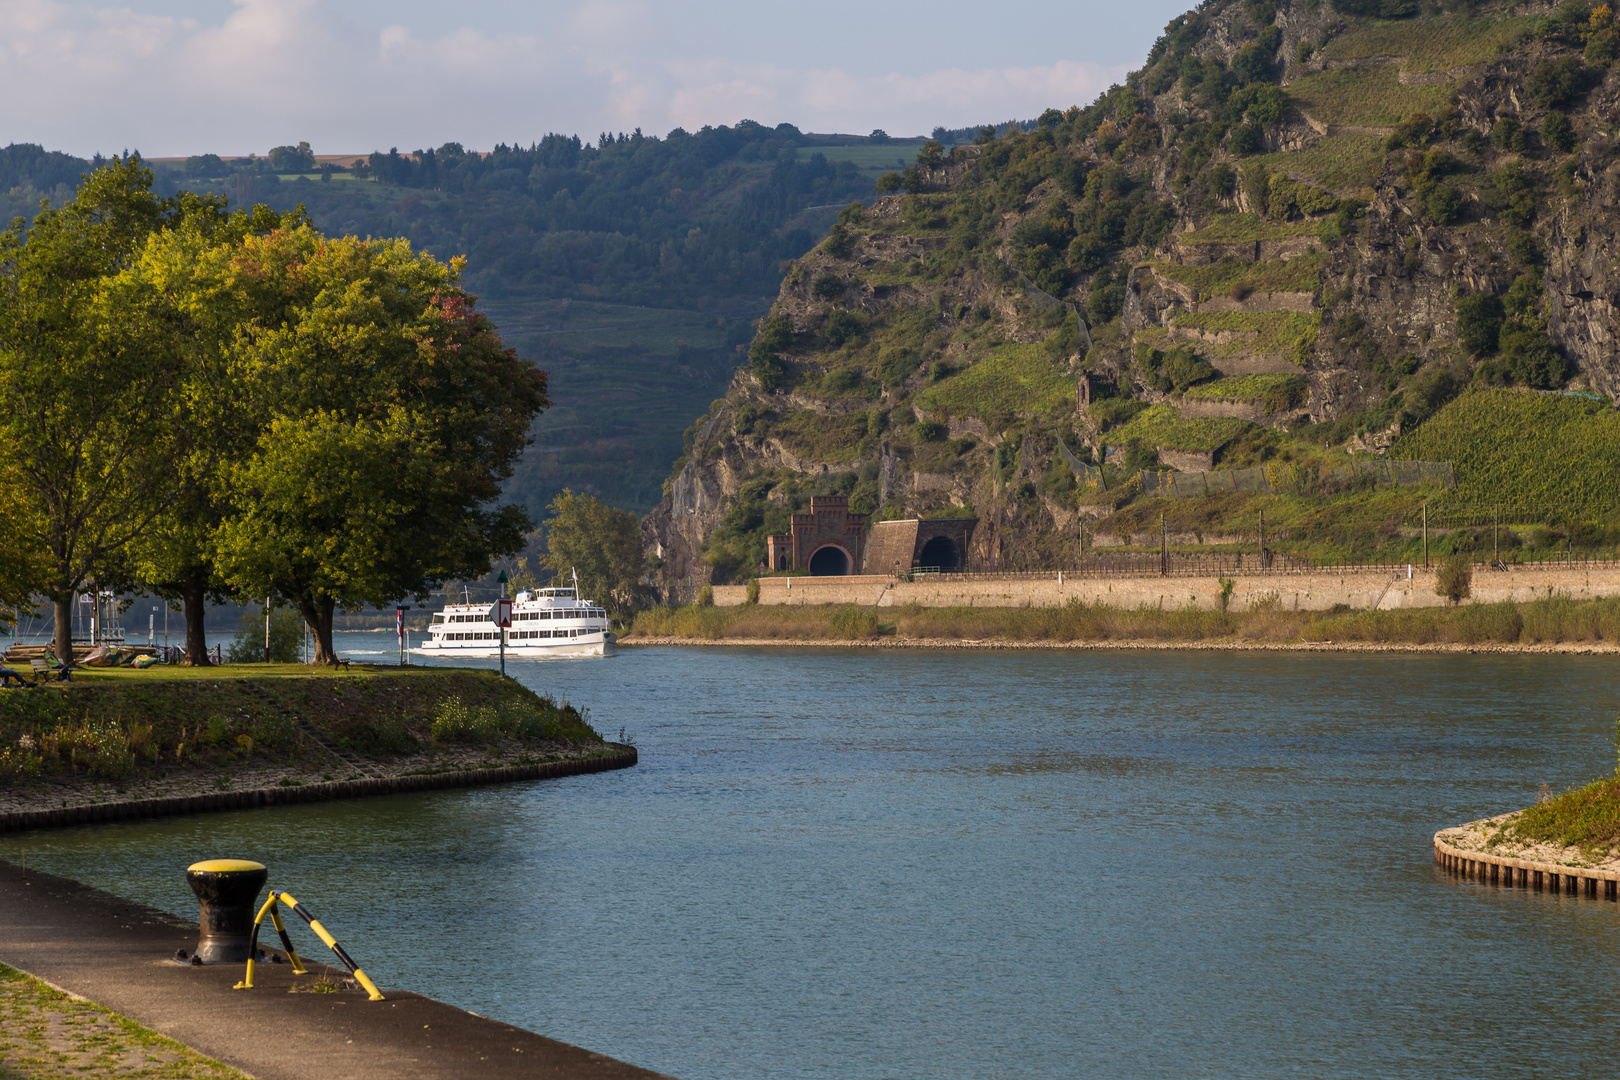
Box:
0;746;636;834
715;564;1620;612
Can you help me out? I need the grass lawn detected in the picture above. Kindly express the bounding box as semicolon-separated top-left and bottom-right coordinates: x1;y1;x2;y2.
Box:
0;962;247;1080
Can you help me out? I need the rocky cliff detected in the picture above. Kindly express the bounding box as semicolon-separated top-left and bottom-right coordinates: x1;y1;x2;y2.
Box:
646;0;1620;582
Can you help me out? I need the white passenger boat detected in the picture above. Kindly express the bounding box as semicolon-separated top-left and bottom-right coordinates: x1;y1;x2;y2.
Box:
416;587;615;658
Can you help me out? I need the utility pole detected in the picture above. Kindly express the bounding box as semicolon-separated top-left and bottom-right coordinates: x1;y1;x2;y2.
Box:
1422;504;1428;568
263;598;271;664
1259;510;1266;569
1160;512;1167;576
1493;505;1498;565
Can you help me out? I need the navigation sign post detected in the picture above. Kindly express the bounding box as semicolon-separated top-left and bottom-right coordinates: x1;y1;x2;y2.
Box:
396;606;407;666
494;571;512;676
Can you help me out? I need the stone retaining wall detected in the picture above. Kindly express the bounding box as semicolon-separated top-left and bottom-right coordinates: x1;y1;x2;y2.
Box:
714;565;1620;611
0;747;637;833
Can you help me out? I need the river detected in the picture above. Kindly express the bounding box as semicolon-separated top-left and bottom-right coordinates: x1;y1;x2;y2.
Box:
4;638;1619;1078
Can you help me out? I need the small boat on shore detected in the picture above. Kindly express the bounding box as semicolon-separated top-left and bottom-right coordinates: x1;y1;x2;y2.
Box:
416;587;615;659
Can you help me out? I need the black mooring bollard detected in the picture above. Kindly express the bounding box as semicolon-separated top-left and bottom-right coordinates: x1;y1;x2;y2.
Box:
185;859;268;964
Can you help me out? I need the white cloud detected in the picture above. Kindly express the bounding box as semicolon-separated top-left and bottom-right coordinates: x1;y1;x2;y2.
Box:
0;0;1126;156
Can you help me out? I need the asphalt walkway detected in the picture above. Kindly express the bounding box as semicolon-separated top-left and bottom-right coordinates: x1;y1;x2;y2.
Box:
0;859;674;1080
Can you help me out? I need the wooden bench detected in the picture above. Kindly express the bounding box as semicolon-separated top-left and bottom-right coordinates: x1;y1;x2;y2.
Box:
30;659;68;682
332;658;351;671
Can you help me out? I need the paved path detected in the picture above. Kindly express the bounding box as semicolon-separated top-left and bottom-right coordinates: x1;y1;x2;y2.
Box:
0;859;674;1080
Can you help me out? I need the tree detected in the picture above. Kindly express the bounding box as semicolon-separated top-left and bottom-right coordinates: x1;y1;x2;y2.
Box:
127;204;302;665
869;129;891;144
267;142;315;173
540;489;651;618
1436;554;1472;605
0;157;207;665
209;226;549;663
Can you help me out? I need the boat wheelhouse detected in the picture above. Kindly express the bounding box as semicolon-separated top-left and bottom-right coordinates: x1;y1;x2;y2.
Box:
417;587;615;658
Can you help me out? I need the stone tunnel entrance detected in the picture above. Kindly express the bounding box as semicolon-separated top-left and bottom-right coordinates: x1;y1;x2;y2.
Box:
807;545;852;576
917;535;961;570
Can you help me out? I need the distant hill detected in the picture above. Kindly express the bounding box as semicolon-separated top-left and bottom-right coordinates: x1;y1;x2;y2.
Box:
645;0;1620;581
1;127;916;516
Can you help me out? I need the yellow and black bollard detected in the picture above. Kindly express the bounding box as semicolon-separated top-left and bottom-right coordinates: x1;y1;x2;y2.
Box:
184;859;269;964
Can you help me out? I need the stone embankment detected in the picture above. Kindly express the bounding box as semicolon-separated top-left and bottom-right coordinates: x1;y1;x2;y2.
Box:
0;747;636;834
712;564;1620;612
1434;813;1620;901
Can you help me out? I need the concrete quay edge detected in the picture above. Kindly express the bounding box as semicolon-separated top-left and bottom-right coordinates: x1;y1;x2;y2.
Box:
0;858;675;1080
0;746;637;834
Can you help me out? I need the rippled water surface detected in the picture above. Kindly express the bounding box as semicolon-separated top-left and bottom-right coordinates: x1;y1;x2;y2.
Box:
6;639;1620;1079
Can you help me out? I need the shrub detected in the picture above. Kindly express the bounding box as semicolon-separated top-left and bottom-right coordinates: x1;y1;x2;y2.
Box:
698;584;715;607
749;315;794;392
429;696;570;743
1543;112;1577;152
1497;321;1569;388
914;419;947;441
225;605;305;664
1491;118;1527;153
810;272;844;300
825;309;864;346
1454;293;1504;354
745;579;760;604
1528;57;1595;108
1435;554;1472;605
822;225;856;258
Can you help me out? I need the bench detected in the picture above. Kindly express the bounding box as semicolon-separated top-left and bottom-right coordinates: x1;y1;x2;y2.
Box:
30;658;69;682
332;658;351;671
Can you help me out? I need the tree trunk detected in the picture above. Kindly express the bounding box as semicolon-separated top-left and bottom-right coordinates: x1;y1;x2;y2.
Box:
298;595;338;665
53;592;73;667
180;574;211;666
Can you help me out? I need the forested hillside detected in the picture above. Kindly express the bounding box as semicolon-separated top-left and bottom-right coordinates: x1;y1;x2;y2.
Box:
646;0;1620;581
1;124;900;513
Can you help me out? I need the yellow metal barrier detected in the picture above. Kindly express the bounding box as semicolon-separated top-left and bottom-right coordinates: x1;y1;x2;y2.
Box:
234;890;384;1001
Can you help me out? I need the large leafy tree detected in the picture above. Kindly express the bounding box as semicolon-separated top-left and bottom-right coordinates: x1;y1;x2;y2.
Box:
209;226;548;663
126;205;299;664
0;158;217;663
540;488;650;618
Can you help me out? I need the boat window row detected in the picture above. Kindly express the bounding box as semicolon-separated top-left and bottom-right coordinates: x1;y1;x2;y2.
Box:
440;629;592;641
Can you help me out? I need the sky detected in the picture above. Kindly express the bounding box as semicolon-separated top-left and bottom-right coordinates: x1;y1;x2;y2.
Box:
1;0;1194;158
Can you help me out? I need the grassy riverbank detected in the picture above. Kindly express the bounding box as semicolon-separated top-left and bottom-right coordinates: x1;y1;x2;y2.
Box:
0;666;602;789
626;594;1620;647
